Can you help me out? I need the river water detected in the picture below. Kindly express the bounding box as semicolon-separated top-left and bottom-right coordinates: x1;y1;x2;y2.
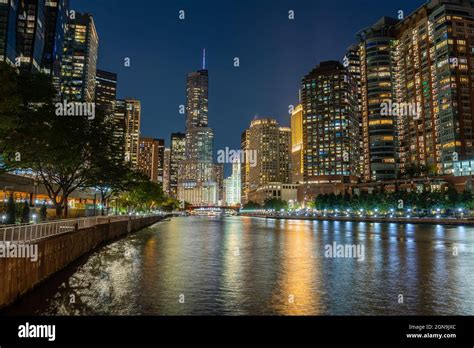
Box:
6;216;474;315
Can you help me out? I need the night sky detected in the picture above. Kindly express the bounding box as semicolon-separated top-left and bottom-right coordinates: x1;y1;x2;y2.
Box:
73;0;422;174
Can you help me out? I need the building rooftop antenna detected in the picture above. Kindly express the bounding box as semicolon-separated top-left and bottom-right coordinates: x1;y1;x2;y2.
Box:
202;48;206;70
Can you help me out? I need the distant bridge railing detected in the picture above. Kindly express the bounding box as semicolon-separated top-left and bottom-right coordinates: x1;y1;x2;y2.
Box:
0;214;157;244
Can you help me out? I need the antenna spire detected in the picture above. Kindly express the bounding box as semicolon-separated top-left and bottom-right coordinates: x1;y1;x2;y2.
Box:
202;48;206;69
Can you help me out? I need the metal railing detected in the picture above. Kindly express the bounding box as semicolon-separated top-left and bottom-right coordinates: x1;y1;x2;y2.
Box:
0;214;155;244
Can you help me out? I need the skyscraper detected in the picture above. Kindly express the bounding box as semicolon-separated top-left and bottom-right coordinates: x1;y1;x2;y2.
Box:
95;69;117;115
0;0;19;66
156;138;165;185
392;0;474;176
224;161;241;206
123;98;141;167
169;132;186;198
357;17;398;181
16;0;46;72
61;12;98;102
163;148;171;195
300;61;360;199
240;130;250;204
291;104;304;184
245;118;291;203
42;0;69;90
178;53;218;205
138;137;163;183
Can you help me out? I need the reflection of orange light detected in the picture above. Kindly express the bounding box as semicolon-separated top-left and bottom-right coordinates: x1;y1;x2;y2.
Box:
272;220;323;315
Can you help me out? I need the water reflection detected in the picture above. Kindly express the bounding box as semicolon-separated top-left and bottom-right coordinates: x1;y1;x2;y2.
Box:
5;217;474;315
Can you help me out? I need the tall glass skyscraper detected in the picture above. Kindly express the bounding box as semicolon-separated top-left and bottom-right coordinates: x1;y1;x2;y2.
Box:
178;53;219;205
61;12;98;102
0;0;19;65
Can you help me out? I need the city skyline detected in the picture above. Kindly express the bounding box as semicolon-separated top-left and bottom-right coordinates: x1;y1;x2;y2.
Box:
72;0;421;175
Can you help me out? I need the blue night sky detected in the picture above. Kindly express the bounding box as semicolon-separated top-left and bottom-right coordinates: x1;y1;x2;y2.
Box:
73;0;423;174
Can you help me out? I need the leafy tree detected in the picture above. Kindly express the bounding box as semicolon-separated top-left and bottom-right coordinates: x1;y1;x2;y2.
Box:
40;202;47;222
6;195;15;224
263;198;288;211
21;200;30;223
243;201;261;210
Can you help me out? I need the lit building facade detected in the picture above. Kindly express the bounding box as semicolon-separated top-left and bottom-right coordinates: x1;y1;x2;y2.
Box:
245;118;291;203
61;12;98;102
163;148;171;194
123;98;141;167
95;69;117;115
240;130;250;204
224;161;241;206
178;62;219;206
169;132;186;198
291;104;304;184
0;0;19;66
357;17;398;181
138;137;163;183
300;61;360;181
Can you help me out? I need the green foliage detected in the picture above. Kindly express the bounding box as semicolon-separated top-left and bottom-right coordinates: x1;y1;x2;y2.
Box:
40;202;47;222
243;201;261;210
117;181;166;213
6;195;15;224
314;188;473;212
21;200;30;223
263;198;288;211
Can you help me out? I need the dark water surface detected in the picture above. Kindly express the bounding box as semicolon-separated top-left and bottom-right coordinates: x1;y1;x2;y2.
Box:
5;216;474;315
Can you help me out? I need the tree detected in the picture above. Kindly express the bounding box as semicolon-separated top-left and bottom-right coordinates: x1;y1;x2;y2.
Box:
21;200;30;223
243;201;261;210
6;195;15;224
0;62;126;218
263;198;288;211
40;202;47;222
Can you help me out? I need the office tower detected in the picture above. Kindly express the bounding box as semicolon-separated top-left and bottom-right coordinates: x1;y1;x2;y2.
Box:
279;127;291;185
357;17;398;181
224;160;241;206
245;118;291;202
163;148;171;195
178;54;218;206
392;0;474;176
0;0;19;66
300;61;360;186
123;98;141;167
169;132;186;198
240;130;250;204
291;104;304;184
156;139;165;184
95;69;117;115
138;137;163;183
213;163;224;203
16;0;46;72
113;99;127;162
42;0;69;90
61;12;98;102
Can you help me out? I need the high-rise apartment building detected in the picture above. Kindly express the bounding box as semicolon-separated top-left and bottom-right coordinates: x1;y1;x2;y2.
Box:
169;132;186;198
353;0;474;179
301;61;360;180
61;12;98;102
245;118;291;203
138;137;164;183
357;17;398;181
